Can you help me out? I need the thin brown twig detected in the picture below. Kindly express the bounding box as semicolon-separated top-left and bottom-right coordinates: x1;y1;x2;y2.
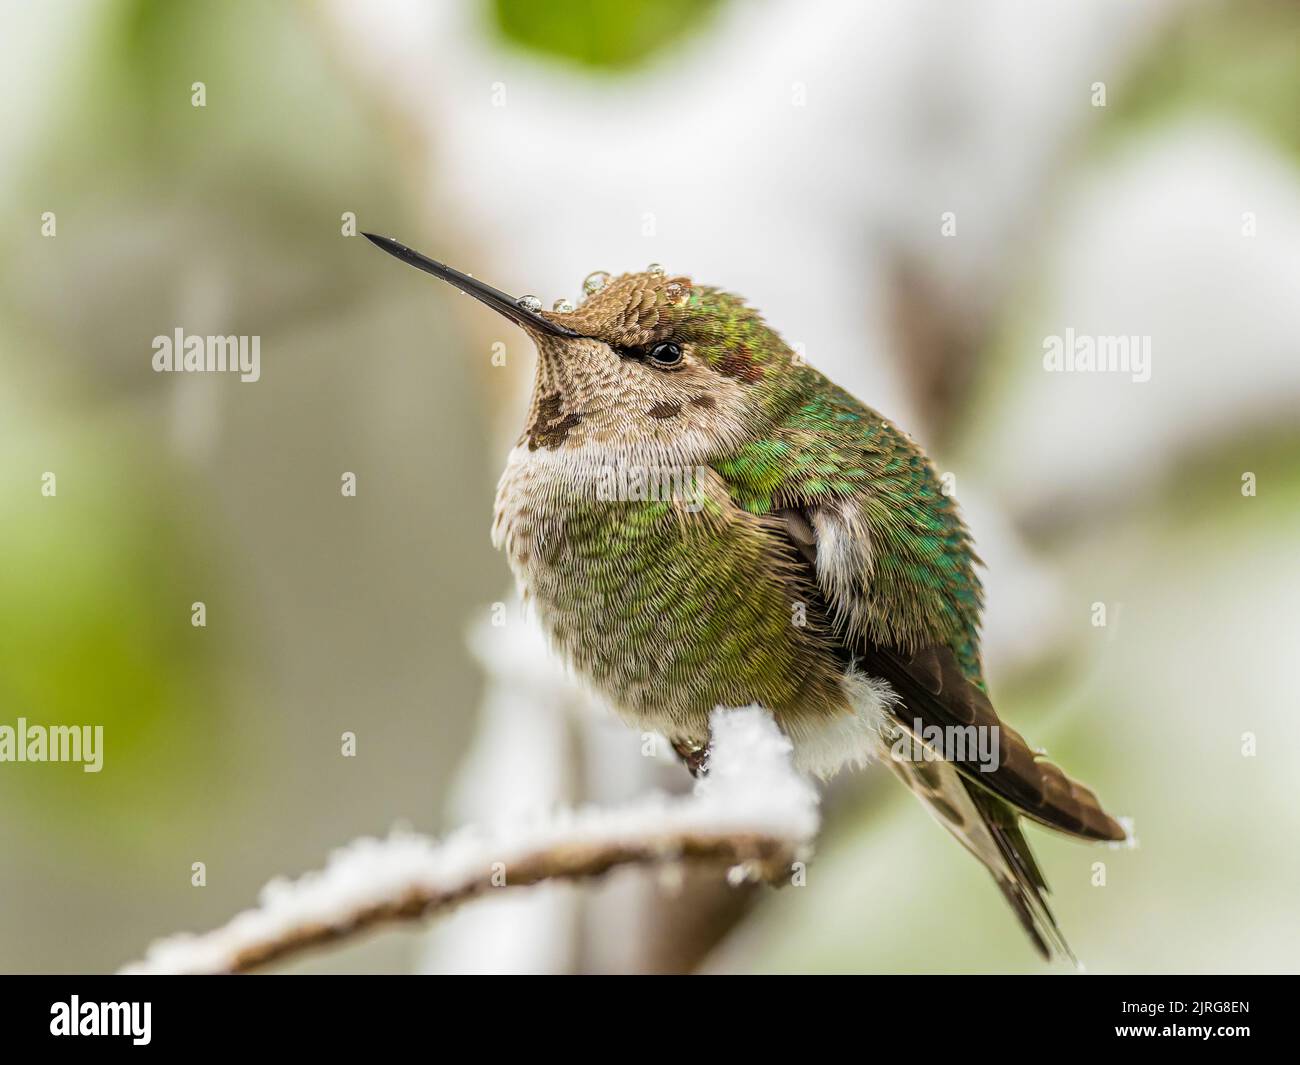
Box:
221;832;796;974
123;708;818;975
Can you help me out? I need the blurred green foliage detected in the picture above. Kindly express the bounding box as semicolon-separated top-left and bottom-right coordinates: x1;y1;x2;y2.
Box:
491;0;723;70
1103;0;1300;161
0;387;230;841
1;0;408;837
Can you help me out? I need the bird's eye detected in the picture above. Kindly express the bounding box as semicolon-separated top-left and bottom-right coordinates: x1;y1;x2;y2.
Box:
647;341;683;368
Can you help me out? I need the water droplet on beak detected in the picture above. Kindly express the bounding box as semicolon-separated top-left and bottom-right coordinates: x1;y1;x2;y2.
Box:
516;294;542;313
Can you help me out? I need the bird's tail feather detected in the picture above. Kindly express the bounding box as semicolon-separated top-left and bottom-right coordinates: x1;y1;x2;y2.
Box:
885;739;1073;962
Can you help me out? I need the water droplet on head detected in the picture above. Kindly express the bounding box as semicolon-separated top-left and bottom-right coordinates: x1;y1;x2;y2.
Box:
646;263;665;276
516;294;542;313
664;282;688;306
551;298;575;313
582;270;611;296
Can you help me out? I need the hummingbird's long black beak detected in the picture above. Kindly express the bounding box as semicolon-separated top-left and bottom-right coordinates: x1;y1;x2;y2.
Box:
363;233;581;338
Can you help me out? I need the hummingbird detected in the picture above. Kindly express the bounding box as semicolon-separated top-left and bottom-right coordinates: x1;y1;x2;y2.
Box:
365;233;1127;961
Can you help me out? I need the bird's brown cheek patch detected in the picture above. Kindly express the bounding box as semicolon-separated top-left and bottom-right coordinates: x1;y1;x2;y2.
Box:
528;392;583;450
647;401;682;420
689;395;716;410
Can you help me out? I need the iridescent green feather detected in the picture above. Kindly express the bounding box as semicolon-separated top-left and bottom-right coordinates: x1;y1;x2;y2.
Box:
711;366;986;685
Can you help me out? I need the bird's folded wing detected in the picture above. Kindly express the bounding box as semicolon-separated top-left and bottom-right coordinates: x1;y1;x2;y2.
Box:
775;505;1126;843
859;641;1126;841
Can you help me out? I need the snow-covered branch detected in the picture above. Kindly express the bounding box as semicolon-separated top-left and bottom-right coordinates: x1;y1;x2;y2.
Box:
122;708;819;975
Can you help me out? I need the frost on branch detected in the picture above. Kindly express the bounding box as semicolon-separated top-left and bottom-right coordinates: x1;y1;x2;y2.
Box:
122;707;819;975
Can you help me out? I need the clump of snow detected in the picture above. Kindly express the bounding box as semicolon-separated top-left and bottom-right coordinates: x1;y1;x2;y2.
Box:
691;707;819;839
122;706;818;975
1111;816;1139;851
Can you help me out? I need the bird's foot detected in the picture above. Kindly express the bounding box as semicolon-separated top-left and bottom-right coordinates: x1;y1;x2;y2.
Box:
671;738;711;778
